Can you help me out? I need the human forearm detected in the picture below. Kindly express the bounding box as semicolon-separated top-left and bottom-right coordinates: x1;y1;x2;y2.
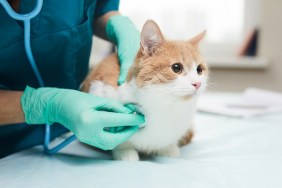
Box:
20;86;144;150
0;90;25;125
93;11;120;40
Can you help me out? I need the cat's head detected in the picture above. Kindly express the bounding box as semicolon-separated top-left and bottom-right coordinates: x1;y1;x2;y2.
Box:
128;20;208;99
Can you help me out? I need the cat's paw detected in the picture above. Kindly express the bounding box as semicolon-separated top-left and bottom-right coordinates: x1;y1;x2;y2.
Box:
113;149;140;161
157;144;181;158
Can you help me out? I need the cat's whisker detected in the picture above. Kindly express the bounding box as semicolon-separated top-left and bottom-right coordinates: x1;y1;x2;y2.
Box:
205;81;218;91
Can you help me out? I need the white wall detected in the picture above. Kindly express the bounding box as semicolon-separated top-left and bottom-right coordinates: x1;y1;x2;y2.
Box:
209;0;282;92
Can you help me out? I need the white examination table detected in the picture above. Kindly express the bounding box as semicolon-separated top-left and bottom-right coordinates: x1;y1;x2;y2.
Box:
1;92;282;188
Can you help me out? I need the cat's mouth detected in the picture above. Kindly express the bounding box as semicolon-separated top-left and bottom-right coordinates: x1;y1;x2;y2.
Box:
172;92;197;101
180;94;193;100
173;88;199;97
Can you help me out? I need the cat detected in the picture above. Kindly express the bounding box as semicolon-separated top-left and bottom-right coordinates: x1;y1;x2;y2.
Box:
81;20;208;161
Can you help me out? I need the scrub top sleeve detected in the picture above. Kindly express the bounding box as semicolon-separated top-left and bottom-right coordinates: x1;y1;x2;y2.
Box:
0;84;9;90
95;0;120;18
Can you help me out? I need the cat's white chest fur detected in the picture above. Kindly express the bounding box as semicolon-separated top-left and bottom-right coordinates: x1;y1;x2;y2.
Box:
89;80;196;152
129;87;196;151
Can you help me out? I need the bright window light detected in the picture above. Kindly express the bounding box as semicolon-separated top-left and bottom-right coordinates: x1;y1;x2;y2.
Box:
120;0;247;57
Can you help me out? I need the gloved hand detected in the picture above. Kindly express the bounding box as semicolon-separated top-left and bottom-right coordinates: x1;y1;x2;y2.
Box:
21;86;145;150
106;15;140;85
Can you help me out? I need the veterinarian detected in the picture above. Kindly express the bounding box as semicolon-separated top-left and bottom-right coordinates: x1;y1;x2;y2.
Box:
0;0;145;158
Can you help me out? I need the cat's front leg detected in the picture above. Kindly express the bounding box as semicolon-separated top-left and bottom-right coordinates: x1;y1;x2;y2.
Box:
112;142;139;161
156;143;180;158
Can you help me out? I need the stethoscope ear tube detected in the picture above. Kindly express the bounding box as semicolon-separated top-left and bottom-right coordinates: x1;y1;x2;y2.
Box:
0;0;43;21
0;0;76;155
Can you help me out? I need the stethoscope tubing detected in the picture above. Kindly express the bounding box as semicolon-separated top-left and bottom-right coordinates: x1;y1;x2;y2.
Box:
0;0;76;154
0;0;43;21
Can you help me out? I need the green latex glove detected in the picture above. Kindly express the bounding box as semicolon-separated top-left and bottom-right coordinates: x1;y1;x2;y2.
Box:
21;86;145;150
107;104;144;133
106;15;140;85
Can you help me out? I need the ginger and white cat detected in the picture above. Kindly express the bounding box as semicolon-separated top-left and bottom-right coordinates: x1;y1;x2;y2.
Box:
81;20;208;161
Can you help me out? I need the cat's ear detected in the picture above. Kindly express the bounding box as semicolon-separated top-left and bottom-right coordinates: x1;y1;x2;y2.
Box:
140;20;165;56
189;30;207;45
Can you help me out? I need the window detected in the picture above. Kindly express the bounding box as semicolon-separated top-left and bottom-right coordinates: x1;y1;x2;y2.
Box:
120;0;262;58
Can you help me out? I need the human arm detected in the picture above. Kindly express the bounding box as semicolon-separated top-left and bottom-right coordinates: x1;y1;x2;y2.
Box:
0;90;25;125
93;11;120;40
20;86;144;150
0;87;144;150
93;10;140;84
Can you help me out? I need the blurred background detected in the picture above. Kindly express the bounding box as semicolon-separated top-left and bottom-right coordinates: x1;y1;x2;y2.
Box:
90;0;282;92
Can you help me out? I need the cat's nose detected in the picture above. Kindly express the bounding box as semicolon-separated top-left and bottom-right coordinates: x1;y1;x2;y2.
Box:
192;82;201;90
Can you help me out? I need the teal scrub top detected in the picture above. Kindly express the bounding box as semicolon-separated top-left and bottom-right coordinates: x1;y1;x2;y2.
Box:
0;0;119;158
0;0;119;90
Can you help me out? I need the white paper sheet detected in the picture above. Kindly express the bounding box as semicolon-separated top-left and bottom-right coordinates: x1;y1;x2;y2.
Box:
197;88;282;117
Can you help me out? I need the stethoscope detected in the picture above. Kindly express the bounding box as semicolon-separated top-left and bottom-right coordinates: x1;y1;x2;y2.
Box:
0;0;76;154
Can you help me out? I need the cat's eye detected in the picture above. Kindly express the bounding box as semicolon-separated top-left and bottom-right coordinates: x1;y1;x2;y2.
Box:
171;63;183;74
197;64;203;75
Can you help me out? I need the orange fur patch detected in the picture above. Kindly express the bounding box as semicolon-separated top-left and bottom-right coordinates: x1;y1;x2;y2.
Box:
82;20;208;92
130;41;208;88
81;54;120;92
178;129;194;147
